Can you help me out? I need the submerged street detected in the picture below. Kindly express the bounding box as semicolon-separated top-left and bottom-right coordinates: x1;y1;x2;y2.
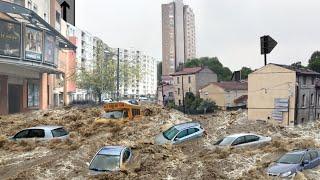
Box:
1;104;320;179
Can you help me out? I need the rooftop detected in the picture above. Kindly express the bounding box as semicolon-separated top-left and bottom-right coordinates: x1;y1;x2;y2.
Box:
171;67;204;76
270;63;320;76
202;81;248;91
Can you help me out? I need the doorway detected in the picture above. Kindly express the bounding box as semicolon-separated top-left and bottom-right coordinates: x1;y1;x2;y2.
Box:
8;84;23;114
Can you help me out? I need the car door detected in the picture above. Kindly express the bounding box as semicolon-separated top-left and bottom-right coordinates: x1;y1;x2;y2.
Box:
28;129;45;139
244;135;260;147
186;128;202;141
173;129;188;144
302;152;313;169
231;136;246;147
13;129;30;140
309;151;318;168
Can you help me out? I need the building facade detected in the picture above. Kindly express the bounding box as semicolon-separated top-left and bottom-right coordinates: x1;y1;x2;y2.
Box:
0;1;75;114
248;64;320;126
162;0;196;76
200;82;248;110
171;67;217;106
118;48;158;99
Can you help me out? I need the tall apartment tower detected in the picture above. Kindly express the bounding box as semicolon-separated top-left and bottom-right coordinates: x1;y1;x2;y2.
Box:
162;0;196;77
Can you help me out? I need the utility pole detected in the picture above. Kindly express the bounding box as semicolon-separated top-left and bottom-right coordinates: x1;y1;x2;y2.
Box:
182;75;185;114
117;48;120;101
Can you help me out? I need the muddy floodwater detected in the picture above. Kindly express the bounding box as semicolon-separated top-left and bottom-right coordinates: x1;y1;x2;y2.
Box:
1;104;320;179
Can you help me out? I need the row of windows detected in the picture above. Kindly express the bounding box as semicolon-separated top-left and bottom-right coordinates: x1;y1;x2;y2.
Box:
301;93;320;107
177;87;192;95
302;76;315;86
176;76;192;84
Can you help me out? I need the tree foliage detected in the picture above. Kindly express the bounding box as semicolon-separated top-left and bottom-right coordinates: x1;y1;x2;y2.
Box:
76;40;116;102
308;51;320;73
184;57;232;81
184;92;216;114
240;67;253;80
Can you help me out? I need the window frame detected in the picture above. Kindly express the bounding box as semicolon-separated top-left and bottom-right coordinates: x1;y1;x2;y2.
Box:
28;129;45;138
14;129;29;139
175;129;188;139
231;136;246;146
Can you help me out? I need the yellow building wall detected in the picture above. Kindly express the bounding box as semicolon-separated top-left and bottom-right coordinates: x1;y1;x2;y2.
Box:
200;84;226;109
248;64;296;126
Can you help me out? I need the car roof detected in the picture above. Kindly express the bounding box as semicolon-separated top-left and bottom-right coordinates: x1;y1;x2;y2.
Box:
98;146;127;156
174;122;200;131
225;133;260;138
288;149;318;155
26;125;63;131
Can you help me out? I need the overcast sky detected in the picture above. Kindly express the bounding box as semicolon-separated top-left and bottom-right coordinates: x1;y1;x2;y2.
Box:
76;0;320;71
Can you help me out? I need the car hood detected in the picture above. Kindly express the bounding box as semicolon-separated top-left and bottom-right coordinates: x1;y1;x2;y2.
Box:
267;163;299;174
155;133;171;145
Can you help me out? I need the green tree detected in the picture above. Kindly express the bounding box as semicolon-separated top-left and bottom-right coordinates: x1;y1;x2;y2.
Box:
197;99;217;114
77;40;116;103
308;51;320;73
185;57;232;81
240;67;253;80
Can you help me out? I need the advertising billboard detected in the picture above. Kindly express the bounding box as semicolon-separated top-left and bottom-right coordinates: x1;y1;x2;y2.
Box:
44;33;56;64
25;26;43;61
0;19;21;58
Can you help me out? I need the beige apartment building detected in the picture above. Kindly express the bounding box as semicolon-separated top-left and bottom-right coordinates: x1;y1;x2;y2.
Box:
171;67;217;106
200;82;248;110
162;0;196;76
248;64;320;127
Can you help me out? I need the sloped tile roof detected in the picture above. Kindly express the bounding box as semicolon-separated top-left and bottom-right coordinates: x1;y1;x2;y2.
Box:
202;81;248;91
171;67;204;76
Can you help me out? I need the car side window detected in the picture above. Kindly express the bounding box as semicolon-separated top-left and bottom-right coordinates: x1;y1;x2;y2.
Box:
245;135;260;143
232;136;245;146
28;129;45;138
187;128;199;135
176;129;188;139
14;130;29;138
303;153;312;161
122;149;131;163
310;151;318;160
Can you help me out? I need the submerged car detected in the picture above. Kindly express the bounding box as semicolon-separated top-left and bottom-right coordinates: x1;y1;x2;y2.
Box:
9;125;69;141
155;122;205;145
214;133;271;147
267;149;320;178
89;146;132;173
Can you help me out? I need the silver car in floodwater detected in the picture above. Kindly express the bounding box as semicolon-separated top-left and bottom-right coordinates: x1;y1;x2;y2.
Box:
155;122;205;145
214;133;271;147
89;146;132;173
267;149;320;178
9;125;69;141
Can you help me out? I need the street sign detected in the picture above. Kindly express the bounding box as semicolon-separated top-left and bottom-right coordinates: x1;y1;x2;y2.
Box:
260;35;277;66
260;35;277;55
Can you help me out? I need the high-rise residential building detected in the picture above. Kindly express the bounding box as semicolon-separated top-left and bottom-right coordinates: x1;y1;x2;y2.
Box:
162;0;196;77
117;48;158;98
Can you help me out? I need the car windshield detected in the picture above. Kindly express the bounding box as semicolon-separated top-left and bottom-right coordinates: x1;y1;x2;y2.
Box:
277;153;303;164
163;126;179;140
214;137;236;146
89;154;120;171
102;111;123;119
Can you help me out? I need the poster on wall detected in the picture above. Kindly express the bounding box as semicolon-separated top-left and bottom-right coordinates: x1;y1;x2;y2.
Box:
25;27;43;61
0;19;21;58
44;33;56;64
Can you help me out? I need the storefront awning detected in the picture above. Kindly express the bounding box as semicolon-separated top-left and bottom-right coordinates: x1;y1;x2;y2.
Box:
0;1;76;50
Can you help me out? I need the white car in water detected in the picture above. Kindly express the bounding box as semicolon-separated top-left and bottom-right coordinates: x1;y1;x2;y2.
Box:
9;125;69;141
214;133;271;147
89;146;132;173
